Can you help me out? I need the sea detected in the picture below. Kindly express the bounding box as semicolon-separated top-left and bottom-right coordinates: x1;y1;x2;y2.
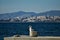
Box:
0;22;60;40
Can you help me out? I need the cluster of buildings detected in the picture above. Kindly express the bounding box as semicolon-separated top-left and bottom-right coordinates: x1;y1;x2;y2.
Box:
0;16;60;22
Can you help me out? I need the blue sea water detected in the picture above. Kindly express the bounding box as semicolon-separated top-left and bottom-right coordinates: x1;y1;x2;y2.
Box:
0;22;60;40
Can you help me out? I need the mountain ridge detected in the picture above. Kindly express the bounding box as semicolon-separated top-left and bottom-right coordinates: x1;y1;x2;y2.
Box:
0;10;60;19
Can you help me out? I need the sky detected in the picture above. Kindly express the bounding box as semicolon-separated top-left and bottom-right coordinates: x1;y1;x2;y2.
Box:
0;0;60;14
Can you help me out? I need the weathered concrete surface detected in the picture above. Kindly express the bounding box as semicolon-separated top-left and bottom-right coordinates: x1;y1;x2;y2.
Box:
4;36;60;40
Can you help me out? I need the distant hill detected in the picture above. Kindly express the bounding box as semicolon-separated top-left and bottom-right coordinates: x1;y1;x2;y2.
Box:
38;10;60;16
0;11;37;19
0;10;60;19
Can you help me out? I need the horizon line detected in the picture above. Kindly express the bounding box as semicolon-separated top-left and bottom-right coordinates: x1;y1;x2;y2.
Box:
0;10;60;14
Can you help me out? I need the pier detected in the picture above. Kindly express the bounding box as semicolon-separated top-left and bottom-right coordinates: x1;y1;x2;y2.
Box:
4;36;60;40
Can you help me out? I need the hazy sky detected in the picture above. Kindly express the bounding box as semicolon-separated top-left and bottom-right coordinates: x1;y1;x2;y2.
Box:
0;0;60;14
